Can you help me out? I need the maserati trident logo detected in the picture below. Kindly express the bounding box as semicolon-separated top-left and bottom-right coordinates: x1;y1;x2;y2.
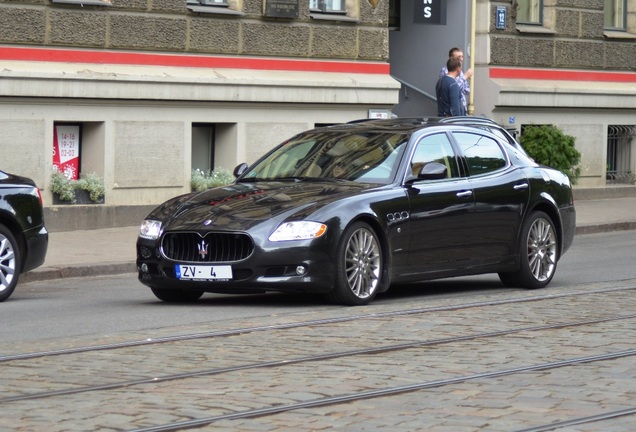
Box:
197;240;209;259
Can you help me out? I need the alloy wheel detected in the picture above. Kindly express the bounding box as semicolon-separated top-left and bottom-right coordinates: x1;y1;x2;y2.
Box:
527;217;557;283
0;234;17;293
344;227;381;299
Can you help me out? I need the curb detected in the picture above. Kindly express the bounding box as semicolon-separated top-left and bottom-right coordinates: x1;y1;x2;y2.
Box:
22;262;137;284
575;222;636;236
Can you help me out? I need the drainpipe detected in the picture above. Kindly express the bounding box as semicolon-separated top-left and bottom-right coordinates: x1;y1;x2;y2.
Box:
468;0;476;115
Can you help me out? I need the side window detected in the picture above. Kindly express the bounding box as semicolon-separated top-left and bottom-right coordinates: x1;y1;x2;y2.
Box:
411;133;460;179
453;132;507;176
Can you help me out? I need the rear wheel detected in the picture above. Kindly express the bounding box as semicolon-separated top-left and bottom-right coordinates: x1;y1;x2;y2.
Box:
326;222;383;306
150;287;204;302
0;224;21;302
499;211;558;289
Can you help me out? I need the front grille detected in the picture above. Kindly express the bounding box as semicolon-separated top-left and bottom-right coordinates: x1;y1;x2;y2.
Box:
162;232;254;263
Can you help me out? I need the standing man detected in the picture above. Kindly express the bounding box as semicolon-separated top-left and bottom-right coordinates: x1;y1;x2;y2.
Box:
439;47;472;115
436;56;464;117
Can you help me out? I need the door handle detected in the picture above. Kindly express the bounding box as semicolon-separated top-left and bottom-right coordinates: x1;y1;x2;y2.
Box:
514;183;529;191
456;190;473;198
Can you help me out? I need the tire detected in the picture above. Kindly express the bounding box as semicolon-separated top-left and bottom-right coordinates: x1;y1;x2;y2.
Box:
499;211;558;289
150;287;204;302
0;224;21;302
326;222;383;306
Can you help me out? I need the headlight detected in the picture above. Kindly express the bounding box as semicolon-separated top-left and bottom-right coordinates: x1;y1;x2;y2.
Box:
139;220;162;240
268;221;327;242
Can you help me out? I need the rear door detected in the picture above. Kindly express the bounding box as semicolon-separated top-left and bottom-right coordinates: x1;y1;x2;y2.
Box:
451;131;530;265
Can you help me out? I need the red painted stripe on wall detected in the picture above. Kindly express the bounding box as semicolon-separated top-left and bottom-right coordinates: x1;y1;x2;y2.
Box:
490;67;636;83
0;46;390;74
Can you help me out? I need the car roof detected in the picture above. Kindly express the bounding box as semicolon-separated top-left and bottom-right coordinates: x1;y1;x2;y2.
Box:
318;117;454;134
326;116;511;133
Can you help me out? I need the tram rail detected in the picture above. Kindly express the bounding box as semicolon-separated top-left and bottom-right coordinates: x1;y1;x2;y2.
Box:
2;283;635;431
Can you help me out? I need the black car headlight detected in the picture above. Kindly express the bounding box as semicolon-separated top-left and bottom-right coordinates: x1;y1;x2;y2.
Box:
268;221;327;242
139;220;162;240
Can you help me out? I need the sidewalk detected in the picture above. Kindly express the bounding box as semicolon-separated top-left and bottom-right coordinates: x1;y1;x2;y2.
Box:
22;197;636;284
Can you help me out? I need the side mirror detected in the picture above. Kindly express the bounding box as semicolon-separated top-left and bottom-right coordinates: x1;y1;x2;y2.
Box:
418;162;447;180
233;163;248;178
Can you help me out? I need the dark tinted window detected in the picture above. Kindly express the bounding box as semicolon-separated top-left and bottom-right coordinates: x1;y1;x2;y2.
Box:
452;132;507;176
411;133;460;179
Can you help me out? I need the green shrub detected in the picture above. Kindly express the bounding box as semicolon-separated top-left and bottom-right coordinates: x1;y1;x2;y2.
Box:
50;171;105;203
76;172;106;202
520;125;581;185
50;171;77;202
191;168;234;192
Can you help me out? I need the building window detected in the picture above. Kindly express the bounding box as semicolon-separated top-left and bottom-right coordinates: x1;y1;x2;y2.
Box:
192;124;215;173
606;125;636;184
187;0;244;15
389;0;400;30
189;0;229;6
51;0;111;5
53;123;82;181
310;0;346;13
605;0;627;30
516;0;542;24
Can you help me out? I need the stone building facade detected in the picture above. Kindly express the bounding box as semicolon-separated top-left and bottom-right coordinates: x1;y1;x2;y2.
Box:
0;0;398;230
474;0;636;188
389;0;635;190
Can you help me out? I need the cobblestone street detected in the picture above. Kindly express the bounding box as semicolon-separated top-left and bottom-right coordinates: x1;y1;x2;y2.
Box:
2;279;635;431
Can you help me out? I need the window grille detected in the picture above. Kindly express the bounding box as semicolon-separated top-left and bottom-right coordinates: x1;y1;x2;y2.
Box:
607;125;636;184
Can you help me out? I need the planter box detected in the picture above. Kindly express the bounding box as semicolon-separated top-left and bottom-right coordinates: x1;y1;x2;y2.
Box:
53;190;104;205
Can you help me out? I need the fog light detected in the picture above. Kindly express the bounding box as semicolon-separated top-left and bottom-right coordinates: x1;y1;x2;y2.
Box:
141;263;149;273
140;246;152;259
295;265;307;276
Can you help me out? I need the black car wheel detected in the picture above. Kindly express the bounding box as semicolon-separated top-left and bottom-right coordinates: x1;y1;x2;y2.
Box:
151;286;204;302
0;224;21;302
327;221;383;306
499;211;558;289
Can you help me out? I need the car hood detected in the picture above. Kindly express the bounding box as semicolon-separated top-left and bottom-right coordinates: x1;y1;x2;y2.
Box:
155;180;375;232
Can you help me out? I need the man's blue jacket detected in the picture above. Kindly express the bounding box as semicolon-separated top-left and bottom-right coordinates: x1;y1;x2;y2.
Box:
436;75;464;117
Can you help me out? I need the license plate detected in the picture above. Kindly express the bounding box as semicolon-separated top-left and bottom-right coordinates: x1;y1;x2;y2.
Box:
175;264;233;281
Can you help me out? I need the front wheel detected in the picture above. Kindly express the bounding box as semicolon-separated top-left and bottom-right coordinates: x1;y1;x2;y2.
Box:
499;211;558;289
150;287;204;302
0;224;21;302
326;222;383;306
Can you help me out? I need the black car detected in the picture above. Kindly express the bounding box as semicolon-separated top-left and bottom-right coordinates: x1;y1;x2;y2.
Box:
0;170;49;301
137;117;576;305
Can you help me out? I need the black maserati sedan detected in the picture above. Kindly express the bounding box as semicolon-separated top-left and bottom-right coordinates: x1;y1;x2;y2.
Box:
0;170;48;301
137;117;576;305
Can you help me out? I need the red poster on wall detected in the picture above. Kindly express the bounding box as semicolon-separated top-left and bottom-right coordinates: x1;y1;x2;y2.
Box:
53;125;80;180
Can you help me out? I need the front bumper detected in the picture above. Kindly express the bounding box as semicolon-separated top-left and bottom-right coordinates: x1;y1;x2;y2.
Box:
136;238;336;294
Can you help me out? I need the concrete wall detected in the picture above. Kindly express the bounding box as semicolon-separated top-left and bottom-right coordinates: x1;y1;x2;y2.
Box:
1;79;398;207
0;0;399;230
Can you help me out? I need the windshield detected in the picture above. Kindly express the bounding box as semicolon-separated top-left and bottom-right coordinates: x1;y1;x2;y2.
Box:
240;130;410;184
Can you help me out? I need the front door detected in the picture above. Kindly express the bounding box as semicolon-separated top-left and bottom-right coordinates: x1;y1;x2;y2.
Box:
406;132;475;272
